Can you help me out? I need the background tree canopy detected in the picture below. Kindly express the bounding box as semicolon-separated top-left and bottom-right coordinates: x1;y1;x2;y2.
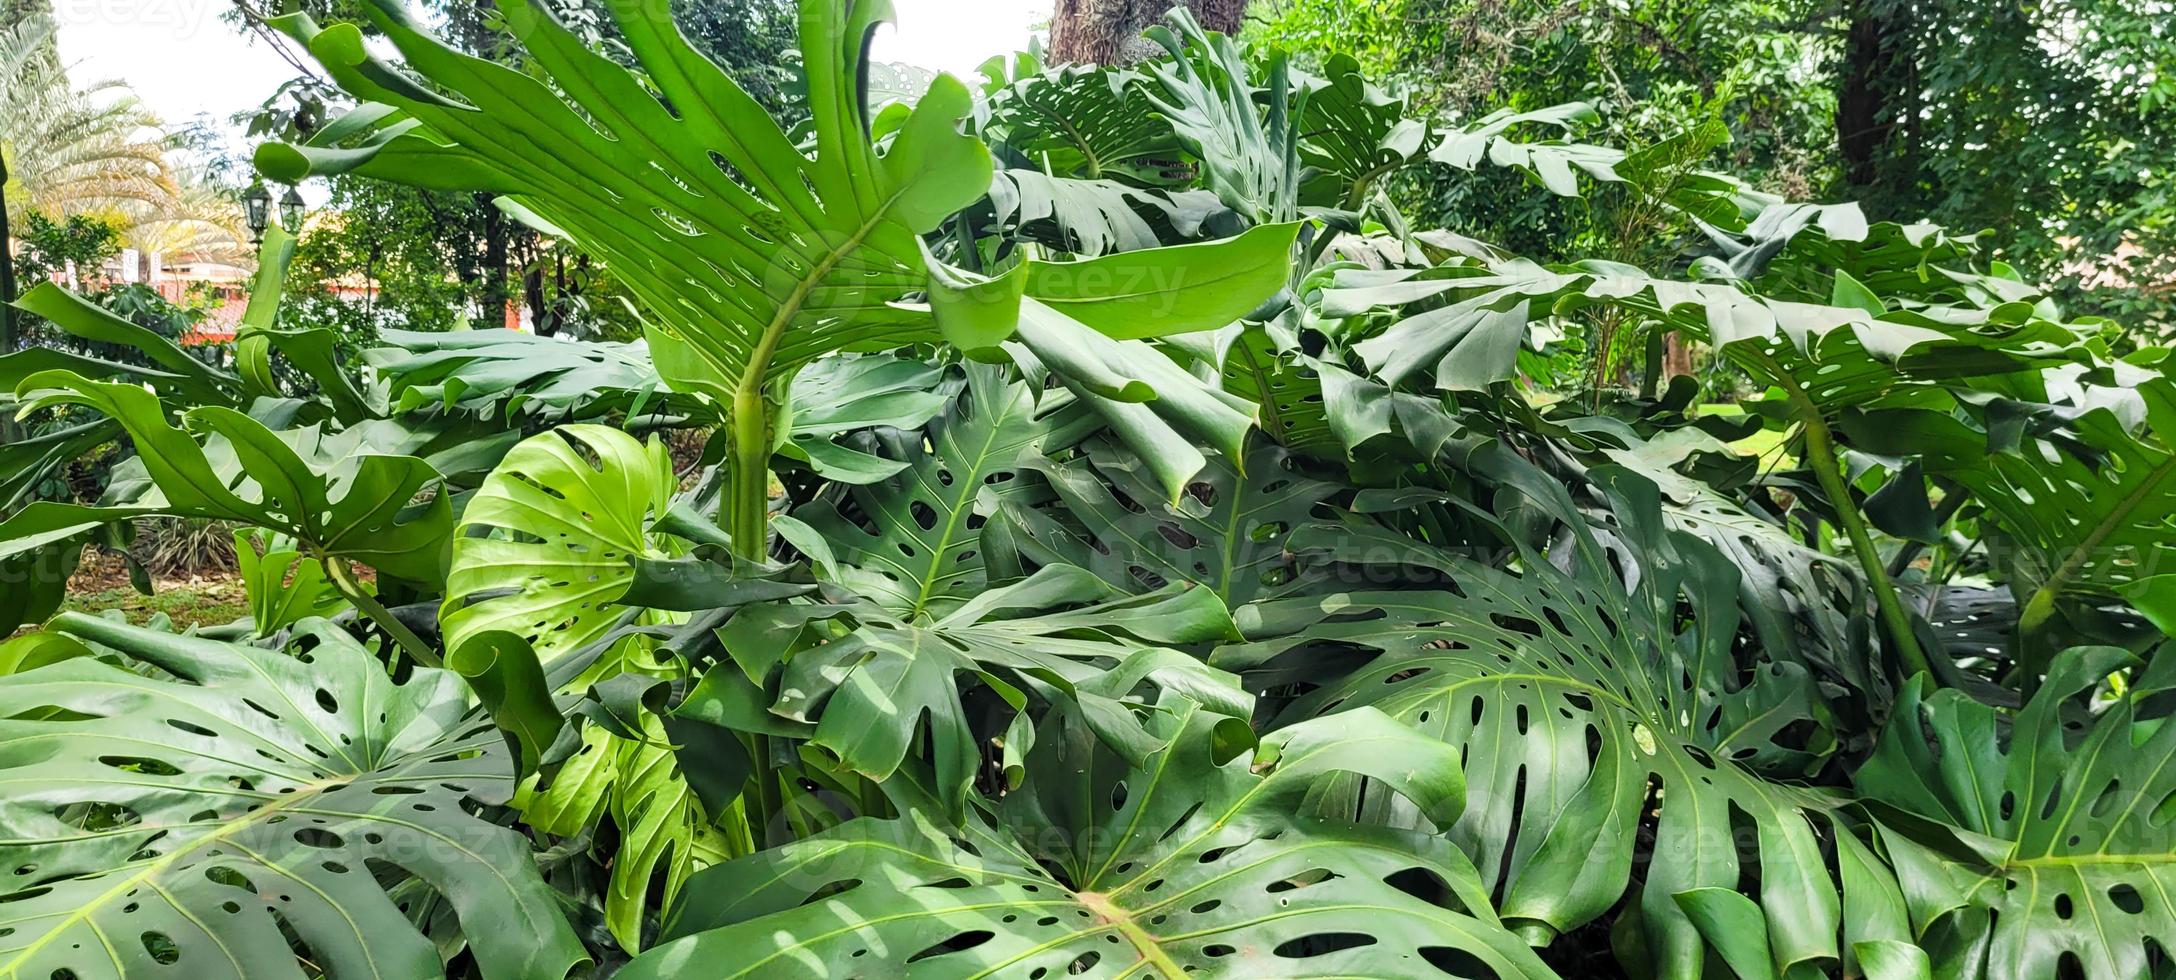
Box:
1250;0;2176;331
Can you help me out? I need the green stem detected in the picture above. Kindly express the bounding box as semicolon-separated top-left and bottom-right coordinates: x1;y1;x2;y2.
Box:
747;731;784;847
1639;327;1665;400
1773;369;1932;680
2015;589;2060;690
724;386;773;561
322;558;441;668
722;386;786;840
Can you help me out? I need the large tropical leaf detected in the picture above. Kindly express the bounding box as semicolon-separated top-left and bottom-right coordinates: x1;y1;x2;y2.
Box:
1581;425;1879;699
622;700;1556;979
985;168;1229;255
1217;459;1900;977
0;372;452;584
0;418;116;514
1858;647;2176;979
775;354;948;483
999;436;1342;609
440;425;685;678
515;712;731;953
1321;257;1573;393
1935;380;2176;637
1295;53;1430;208
258;0;992;405
1141;9;1302;225
688;564;1252;821
1320;255;2085;416
981;59;1186;187
0;614;585;980
790;363;1074;618
1429;103;1620;198
1;283;240;407
367;328;691;424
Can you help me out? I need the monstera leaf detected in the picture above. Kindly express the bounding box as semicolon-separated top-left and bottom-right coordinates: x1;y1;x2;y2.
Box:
0;614;586;980
258;0;991;408
981;60;1186;186
1429;103;1620;197
1142;9;1302;224
1321;254;2085;414
622;701;1555;979
689;564;1252;821
234;529;348;636
1744;212;1978;301
1934;379;2176;645
924;220;1297;496
0;372;452;585
1217;460;1899;977
1218;323;1350;458
516;713;731;953
367;328;692;423
985;169;1229;255
790;363;1070;617
0;283;247;513
2;282;242;407
441;425;686;679
775;354;948;483
1858;647;2176;980
1296;53;1430;208
440;427;799;954
1000;436;1341;609
0;417;115;513
1585;426;1879;700
1320;257;1572;393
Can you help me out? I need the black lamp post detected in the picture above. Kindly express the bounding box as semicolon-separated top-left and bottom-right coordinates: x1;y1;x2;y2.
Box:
243;181;272;244
279;186;307;234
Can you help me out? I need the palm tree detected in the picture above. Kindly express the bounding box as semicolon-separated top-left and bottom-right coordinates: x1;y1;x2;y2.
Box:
1;15;176;225
126;167;251;273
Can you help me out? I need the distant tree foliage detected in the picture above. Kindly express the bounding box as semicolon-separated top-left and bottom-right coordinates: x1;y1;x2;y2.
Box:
1249;0;2176;330
232;0;799;339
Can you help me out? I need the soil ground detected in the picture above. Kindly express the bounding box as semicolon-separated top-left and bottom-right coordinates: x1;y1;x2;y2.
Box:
58;550;249;629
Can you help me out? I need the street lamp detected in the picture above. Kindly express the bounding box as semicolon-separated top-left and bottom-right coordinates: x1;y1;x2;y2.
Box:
242;181;272;244
279;186;306;234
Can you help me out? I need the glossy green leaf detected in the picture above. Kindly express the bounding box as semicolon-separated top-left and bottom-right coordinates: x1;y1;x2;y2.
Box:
441;424;684;682
0;614;586;980
0;372;452;584
624;702;1553;979
259;0;992;404
1859;649;2176;980
1219;460;1863;976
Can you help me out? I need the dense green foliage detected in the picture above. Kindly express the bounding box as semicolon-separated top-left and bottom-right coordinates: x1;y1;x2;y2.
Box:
1251;0;2176;332
5;1;2176;978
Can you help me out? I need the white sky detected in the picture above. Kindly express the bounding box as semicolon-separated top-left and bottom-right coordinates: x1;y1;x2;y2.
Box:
52;0;1053;149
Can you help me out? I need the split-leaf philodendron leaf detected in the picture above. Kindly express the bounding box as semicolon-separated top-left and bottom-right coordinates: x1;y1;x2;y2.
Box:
0;615;586;980
623;701;1555;979
257;0;992;404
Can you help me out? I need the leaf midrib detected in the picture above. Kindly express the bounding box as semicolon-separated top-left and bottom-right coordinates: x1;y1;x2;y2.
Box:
732;188;908;401
0;776;348;974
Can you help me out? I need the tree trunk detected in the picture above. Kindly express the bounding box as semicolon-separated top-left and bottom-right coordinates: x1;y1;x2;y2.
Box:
1048;0;1247;66
1836;0;1907;196
481;194;510;329
0;152;16;355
